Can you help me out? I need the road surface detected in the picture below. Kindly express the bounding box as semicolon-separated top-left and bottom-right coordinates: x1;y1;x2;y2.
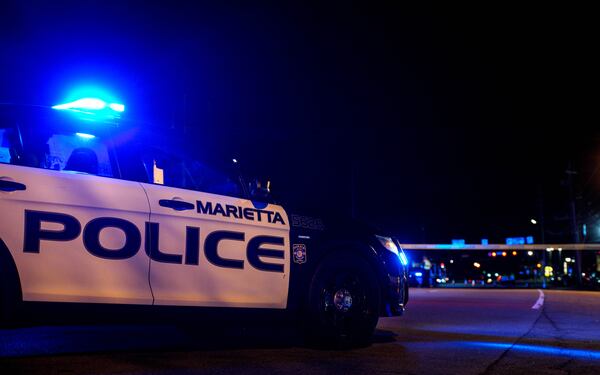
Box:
1;289;599;374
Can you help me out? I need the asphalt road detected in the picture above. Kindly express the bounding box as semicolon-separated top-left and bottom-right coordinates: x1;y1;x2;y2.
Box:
1;289;599;374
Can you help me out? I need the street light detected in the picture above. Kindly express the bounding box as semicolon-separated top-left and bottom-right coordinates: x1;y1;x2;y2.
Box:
531;219;538;225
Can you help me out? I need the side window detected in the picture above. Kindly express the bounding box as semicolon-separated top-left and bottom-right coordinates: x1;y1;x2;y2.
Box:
15;131;116;177
0;127;14;164
140;148;243;198
0;112;117;177
45;133;114;177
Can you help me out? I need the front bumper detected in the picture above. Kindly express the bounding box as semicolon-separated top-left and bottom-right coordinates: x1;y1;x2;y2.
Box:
384;274;408;316
377;249;409;317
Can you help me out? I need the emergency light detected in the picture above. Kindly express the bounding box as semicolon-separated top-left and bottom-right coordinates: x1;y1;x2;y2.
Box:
75;132;96;139
52;97;125;113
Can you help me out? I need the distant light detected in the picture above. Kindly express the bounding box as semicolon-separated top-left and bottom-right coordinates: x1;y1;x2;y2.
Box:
583;223;587;237
582;273;586;277
450;259;454;264
546;247;554;252
536;263;542;268
487;273;491;277
565;257;572;262
506;237;526;245
530;219;537;225
75;132;96;139
494;273;499;277
473;262;481;268
440;262;445;269
414;272;423;277
486;278;492;284
558;248;562;251
512;251;517;256
501;251;507;257
491;252;497;257
527;251;534;256
481;238;489;245
232;158;238;164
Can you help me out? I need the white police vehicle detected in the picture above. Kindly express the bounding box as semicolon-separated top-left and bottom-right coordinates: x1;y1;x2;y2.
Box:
0;95;408;343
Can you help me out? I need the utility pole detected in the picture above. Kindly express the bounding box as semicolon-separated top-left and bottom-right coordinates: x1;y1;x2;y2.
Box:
566;162;582;285
537;184;547;288
351;161;357;219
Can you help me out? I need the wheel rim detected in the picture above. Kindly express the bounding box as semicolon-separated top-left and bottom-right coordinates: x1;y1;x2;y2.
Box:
319;270;371;334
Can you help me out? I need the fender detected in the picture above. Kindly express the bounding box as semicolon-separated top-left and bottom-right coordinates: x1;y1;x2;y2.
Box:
287;238;386;313
0;238;23;323
317;240;389;289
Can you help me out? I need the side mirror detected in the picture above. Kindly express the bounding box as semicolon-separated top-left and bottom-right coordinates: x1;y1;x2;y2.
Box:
249;178;271;201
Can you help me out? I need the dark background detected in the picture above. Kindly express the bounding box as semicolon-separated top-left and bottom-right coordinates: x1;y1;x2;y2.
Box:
0;1;596;243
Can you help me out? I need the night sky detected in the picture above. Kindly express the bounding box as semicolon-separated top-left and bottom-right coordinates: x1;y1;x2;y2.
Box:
1;1;596;243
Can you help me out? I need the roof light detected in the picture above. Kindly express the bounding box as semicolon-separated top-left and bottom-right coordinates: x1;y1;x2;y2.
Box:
75;132;96;139
52;97;125;116
53;98;107;111
108;103;125;112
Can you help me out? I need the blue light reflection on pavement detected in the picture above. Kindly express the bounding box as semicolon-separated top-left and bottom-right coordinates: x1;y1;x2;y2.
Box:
462;341;600;361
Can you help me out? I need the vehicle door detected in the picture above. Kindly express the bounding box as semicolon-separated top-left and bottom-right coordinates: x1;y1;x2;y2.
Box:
140;152;290;308
0;114;152;305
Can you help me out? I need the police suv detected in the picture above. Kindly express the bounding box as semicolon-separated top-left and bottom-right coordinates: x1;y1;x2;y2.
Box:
0;97;408;343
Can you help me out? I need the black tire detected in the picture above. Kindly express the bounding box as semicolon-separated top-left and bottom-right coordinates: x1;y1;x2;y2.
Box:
0;285;17;328
0;270;20;328
305;254;381;346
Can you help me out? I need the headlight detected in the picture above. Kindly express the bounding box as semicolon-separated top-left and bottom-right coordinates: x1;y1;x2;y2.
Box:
398;250;409;266
376;235;398;255
375;235;408;266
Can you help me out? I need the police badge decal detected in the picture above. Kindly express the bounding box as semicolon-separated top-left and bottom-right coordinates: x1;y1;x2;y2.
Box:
292;244;307;264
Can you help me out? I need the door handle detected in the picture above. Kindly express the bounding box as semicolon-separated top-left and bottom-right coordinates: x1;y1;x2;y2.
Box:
159;199;195;211
0;180;27;192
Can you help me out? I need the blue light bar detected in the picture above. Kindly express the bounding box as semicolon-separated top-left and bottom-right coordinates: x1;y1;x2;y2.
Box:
108;103;125;112
52;97;125;114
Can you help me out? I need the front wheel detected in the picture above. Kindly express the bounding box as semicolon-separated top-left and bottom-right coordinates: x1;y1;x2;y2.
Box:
306;254;381;346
